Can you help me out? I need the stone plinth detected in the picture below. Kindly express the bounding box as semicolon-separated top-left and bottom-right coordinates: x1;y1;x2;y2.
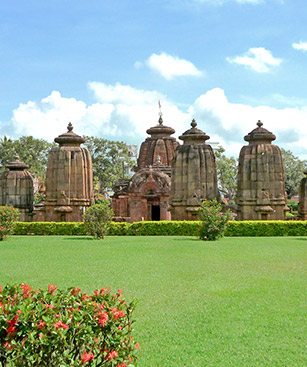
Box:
0;156;34;221
236;121;287;220
44;123;94;222
169;119;218;220
298;172;307;220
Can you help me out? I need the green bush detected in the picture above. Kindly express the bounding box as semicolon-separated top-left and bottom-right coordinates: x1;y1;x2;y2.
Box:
198;199;232;241
0;283;139;367
13;222;86;236
0;206;20;241
12;219;307;237
84;203;114;239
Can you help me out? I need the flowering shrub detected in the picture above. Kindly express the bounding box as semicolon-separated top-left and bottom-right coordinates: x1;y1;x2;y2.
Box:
198;199;232;241
0;206;19;241
0;283;139;366
84;203;114;239
94;193;111;206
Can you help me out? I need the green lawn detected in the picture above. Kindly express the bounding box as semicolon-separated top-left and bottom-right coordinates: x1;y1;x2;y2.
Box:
1;236;307;366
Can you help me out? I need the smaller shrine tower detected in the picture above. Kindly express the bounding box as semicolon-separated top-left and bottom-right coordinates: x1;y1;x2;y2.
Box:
137;114;179;170
44;123;94;222
169;119;218;220
112;107;179;222
0;155;34;221
298;171;307;220
236;120;287;220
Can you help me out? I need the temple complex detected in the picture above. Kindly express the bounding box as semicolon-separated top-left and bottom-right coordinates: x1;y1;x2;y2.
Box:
43;123;94;222
112;115;179;222
0;155;34;221
169;119;218;220
236;121;287;220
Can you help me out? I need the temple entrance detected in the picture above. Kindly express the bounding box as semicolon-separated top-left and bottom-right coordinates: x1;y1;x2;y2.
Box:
151;205;160;221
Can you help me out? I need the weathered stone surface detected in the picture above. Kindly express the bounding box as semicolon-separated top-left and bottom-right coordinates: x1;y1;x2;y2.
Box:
0;156;34;221
41;123;94;222
112;115;178;222
298;172;307;220
236;121;287;220
169;119;218;220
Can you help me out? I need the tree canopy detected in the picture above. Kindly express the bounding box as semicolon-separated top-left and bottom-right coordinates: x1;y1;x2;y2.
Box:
0;136;54;179
281;149;307;199
215;147;238;202
82;136;135;193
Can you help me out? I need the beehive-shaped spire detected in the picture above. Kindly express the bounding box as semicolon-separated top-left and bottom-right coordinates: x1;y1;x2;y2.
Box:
45;123;94;222
0;155;34;221
169;119;218;220
236;120;287;220
137;114;179;170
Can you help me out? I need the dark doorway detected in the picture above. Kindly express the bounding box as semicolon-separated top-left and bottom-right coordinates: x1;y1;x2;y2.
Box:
151;205;160;221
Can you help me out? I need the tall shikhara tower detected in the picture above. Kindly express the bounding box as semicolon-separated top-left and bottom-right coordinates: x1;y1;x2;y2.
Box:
45;123;94;222
169;119;218;220
236;120;287;220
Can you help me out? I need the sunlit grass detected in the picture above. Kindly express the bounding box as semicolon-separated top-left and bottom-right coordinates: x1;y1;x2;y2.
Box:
1;236;306;366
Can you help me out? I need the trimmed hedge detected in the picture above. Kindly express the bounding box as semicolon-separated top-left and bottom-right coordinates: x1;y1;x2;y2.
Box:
12;220;307;237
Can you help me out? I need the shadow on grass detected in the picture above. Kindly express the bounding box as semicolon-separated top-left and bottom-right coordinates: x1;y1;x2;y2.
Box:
291;237;307;241
62;237;94;241
172;237;199;242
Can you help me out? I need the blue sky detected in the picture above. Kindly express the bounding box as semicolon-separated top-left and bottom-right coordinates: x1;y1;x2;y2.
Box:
1;0;307;158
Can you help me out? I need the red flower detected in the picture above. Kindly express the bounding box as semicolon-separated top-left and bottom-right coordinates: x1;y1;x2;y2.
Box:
55;313;61;318
4;341;13;350
54;321;69;330
117;364;127;367
107;350;118;360
72;287;81;296
98;312;109;327
45;304;55;310
111;308;125;320
48;284;57;295
135;343;140;349
81;352;95;364
37;320;46;329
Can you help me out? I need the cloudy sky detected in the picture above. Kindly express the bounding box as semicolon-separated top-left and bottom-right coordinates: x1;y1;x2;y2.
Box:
1;0;307;159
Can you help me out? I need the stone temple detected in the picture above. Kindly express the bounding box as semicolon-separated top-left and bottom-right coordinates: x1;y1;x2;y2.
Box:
43;123;94;222
298;172;307;220
112;115;179;222
169;119;218;220
0;155;34;221
236;120;287;220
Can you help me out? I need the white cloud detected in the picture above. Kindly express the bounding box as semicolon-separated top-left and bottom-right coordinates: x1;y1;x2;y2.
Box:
292;41;307;51
145;53;203;80
227;47;282;73
4;83;307;160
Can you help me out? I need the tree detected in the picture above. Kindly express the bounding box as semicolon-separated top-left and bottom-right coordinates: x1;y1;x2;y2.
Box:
0;136;54;179
83;136;135;193
281;149;307;199
215;147;238;202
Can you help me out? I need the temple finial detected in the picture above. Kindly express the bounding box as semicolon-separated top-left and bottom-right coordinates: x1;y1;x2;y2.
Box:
257;120;263;128
67;122;73;132
158;100;163;125
191;119;197;128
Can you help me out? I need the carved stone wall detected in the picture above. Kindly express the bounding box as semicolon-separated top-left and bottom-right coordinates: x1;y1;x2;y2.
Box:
298;172;307;220
43;123;94;222
236;121;287;220
0;156;34;221
169;119;218;220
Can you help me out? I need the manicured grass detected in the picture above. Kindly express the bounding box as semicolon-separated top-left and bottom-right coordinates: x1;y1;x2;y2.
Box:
1;236;307;366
